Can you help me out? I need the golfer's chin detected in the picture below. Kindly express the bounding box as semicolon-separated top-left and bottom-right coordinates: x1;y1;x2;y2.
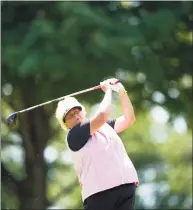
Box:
75;119;82;124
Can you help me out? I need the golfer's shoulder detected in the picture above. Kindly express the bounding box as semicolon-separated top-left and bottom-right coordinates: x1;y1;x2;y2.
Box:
68;120;91;136
67;121;91;152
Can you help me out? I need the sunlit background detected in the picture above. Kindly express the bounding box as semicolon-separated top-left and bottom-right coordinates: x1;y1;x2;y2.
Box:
1;1;192;209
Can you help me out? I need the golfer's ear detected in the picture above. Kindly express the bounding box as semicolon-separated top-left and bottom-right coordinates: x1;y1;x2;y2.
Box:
90;111;108;135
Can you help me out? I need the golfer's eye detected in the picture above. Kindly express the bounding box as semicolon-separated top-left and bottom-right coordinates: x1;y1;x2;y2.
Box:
71;110;80;117
67;110;80;120
69;114;74;118
74;110;80;115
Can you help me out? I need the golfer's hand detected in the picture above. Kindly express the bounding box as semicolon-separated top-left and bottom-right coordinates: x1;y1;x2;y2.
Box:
107;78;125;94
100;80;112;93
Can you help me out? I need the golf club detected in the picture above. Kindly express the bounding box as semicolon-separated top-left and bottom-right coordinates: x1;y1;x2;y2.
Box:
7;80;119;127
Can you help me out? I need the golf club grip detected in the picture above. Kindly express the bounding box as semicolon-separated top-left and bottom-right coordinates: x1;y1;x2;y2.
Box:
94;79;120;90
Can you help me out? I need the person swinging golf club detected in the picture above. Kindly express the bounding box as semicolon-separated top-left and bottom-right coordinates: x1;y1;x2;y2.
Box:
56;78;139;210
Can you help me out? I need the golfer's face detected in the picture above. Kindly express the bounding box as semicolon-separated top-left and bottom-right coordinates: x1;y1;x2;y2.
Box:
65;108;84;128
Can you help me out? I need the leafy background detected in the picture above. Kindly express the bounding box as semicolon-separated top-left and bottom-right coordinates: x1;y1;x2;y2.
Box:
1;1;192;209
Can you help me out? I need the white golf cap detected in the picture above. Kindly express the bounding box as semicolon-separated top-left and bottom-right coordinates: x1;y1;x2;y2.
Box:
55;97;84;125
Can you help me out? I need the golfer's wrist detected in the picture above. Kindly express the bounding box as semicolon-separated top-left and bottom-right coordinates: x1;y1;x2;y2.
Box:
103;88;112;102
118;89;127;96
106;88;112;93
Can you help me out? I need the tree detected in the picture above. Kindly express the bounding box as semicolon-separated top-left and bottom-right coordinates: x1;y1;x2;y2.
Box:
1;1;192;209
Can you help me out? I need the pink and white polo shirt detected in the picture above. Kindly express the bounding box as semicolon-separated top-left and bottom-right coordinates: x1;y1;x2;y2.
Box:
66;122;139;201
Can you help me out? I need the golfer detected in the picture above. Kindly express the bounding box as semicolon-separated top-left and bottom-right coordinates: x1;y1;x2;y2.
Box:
56;78;139;210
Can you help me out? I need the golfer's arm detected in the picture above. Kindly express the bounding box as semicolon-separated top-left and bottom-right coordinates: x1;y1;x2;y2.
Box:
90;89;112;135
114;92;136;133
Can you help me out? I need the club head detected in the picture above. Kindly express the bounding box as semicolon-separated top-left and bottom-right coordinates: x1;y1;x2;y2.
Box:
7;113;17;127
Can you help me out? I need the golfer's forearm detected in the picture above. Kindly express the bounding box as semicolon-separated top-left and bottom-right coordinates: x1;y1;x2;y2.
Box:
119;92;135;122
90;89;112;134
98;89;112;116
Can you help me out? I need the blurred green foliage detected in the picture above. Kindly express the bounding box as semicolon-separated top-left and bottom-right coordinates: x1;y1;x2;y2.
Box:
1;1;192;209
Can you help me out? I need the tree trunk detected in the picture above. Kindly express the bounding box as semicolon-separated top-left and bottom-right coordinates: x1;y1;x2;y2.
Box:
18;107;50;209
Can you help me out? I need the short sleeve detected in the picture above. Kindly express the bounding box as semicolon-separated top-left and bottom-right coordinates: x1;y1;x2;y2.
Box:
67;121;91;152
106;119;116;129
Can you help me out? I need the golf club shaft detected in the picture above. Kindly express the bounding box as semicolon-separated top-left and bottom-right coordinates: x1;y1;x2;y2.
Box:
17;85;101;114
